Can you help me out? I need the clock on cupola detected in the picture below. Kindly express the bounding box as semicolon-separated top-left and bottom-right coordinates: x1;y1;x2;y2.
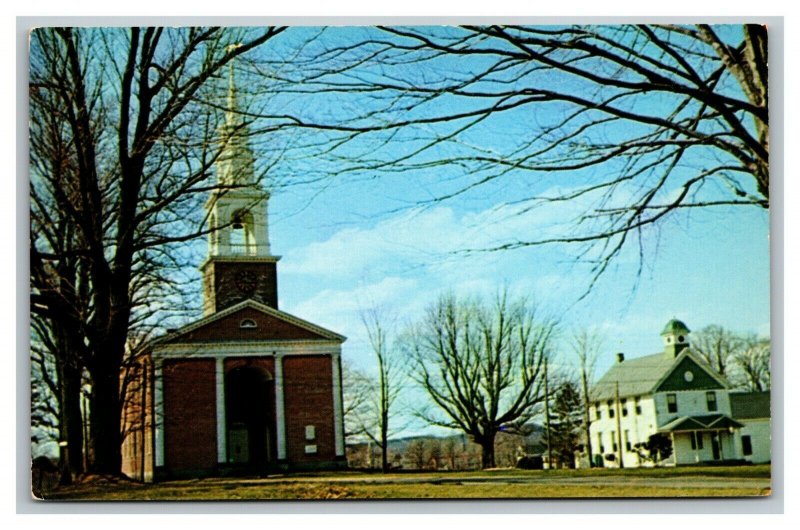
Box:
200;63;280;315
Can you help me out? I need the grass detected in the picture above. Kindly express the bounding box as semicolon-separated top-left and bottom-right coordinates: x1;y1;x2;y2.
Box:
41;464;771;501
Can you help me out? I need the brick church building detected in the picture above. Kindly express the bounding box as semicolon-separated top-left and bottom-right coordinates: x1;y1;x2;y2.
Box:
120;66;347;481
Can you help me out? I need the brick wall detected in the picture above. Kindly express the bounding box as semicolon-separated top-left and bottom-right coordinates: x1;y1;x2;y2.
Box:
224;356;274;377
283;355;336;463
163;359;217;475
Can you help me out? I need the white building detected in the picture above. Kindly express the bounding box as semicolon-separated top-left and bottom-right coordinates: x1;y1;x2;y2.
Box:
588;320;770;467
729;391;771;464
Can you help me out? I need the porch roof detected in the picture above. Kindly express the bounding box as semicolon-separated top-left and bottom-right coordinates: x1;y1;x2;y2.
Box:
658;414;743;433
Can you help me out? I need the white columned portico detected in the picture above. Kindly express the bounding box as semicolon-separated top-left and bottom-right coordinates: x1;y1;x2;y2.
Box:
215;357;227;464
274;352;287;460
331;351;345;457
154;358;165;468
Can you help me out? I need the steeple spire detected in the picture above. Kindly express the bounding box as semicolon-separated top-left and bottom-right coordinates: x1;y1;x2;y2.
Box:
201;50;280;315
218;50;255;186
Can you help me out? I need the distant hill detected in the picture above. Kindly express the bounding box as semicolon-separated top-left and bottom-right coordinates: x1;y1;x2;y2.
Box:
346;424;548;470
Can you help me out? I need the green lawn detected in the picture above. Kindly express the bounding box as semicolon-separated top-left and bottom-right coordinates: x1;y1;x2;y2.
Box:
41;465;771;501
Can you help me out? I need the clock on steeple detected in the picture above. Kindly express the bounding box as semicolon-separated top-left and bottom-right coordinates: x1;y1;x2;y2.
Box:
200;59;280;315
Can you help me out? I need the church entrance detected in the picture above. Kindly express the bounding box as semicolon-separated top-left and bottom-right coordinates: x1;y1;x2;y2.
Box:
225;365;275;473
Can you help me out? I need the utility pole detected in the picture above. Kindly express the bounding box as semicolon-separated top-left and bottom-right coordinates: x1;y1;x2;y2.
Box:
615;381;624;469
581;364;593;468
544;359;553;469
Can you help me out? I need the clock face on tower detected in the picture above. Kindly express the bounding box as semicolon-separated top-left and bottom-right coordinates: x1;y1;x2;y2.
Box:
206;260;278;312
234;270;259;295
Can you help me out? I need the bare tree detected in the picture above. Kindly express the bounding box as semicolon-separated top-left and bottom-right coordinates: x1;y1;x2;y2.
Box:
569;328;602;467
266;24;768;293
692;325;741;379
406;291;557;468
733;335;770;391
341;359;372;438
29;26;286;475
348;309;408;472
404;438;428;470
690;326;770;391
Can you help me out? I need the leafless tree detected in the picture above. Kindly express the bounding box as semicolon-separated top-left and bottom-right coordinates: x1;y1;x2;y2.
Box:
347;308;408;472
266;24;768;294
733;335;770;392
690;326;770;391
341;359;372;438
569;328;602;467
29;26;286;475
404;438;427;470
692;324;741;378
406;291;557;468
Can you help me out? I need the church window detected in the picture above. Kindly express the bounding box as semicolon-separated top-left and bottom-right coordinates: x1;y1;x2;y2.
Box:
621;398;628;417
240;319;257;329
608;400;615;418
635;396;642;415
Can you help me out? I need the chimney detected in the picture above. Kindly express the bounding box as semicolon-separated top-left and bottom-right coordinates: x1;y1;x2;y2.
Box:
616;352;625;363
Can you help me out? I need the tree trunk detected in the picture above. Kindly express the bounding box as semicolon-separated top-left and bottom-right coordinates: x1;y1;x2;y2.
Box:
380;409;389;472
88;366;122;474
59;358;85;481
477;433;496;469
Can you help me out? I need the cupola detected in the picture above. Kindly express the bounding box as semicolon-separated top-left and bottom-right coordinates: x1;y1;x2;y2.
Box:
661;319;690;358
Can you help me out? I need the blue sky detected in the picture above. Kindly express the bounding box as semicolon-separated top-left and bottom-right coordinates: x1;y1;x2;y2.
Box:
201;25;772;435
270;169;770;376
235;26;771;382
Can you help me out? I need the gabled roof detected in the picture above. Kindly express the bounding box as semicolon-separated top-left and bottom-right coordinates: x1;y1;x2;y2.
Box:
658;414;743;432
590;349;727;401
730;391;771;420
151;299;346;346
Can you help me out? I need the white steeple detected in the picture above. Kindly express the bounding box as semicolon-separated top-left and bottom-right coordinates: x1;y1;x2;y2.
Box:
206;57;272;258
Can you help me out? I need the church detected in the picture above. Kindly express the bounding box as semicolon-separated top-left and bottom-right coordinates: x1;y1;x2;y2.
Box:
120;66;347;482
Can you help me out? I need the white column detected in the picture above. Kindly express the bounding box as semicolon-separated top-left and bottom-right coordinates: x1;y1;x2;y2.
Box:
274;352;287;460
331;351;345;457
154;358;165;468
215;357;227;464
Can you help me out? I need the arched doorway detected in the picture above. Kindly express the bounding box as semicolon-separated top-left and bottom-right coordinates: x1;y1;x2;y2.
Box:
225;365;275;473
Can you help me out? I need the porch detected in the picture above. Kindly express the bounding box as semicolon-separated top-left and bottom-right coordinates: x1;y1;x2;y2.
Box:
659;414;743;466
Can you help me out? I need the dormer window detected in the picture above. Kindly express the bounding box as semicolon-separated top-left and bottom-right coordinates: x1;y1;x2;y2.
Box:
240;318;257;329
